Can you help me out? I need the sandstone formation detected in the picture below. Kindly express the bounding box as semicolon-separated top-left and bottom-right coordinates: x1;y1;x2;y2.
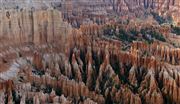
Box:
0;0;179;104
1;0;179;26
0;22;180;103
60;0;180;26
0;8;72;46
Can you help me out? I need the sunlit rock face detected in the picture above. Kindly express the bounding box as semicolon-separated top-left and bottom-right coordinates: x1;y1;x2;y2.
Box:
0;8;72;45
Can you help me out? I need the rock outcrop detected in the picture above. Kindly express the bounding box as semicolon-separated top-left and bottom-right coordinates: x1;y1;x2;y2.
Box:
0;8;72;45
0;1;179;104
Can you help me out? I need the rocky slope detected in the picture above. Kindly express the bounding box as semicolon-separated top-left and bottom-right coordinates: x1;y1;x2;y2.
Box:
0;0;179;26
0;20;180;103
60;0;180;26
0;1;179;104
113;0;180;25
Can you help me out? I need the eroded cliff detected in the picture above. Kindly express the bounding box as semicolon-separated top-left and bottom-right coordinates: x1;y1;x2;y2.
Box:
0;1;179;104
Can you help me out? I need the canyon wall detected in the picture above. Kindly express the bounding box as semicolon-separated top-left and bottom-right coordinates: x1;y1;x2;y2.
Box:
0;8;72;46
58;0;180;26
0;22;180;103
0;1;179;104
1;0;179;26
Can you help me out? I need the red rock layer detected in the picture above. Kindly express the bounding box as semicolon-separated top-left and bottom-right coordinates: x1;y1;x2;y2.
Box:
0;16;180;104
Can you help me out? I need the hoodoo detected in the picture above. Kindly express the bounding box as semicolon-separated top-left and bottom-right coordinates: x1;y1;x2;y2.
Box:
0;0;180;104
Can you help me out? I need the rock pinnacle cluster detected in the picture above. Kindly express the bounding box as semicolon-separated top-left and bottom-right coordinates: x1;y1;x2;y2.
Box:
0;0;180;104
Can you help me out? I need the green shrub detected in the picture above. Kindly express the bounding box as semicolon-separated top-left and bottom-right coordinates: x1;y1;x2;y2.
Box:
130;29;139;36
172;26;180;35
140;28;166;42
118;29;136;42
